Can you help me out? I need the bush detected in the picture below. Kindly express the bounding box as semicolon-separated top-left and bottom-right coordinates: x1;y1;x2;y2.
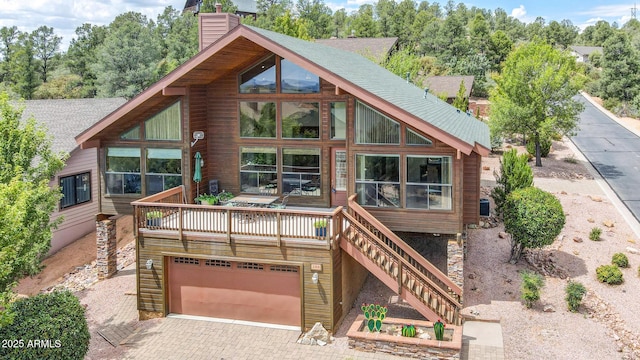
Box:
589;227;602;241
491;149;533;216
565;281;587;312
504;187;565;263
596;264;624;285
0;291;90;359
526;137;552;158
521;270;545;308
612;253;629;268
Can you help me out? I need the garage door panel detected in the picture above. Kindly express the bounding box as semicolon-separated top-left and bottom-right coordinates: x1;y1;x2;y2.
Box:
169;258;301;326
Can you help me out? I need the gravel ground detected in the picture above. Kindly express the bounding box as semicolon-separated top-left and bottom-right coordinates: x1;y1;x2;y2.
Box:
465;139;640;359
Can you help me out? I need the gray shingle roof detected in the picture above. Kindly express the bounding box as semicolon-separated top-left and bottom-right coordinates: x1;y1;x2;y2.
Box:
569;45;603;56
424;76;474;99
314;37;398;64
20;98;126;154
248;26;490;151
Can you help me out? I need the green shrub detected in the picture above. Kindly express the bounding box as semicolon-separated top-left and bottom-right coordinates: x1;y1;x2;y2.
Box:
504;187;565;263
526;137;552;158
596;264;624;285
520;270;545;308
491;149;533;216
589;227;602;241
565;281;587;312
0;291;90;360
612;253;629;268
603;98;621;113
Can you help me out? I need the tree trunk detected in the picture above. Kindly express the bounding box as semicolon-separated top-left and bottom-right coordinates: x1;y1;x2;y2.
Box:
509;240;523;264
535;136;542;167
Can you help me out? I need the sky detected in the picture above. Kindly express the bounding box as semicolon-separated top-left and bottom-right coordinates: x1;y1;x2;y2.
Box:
0;0;638;51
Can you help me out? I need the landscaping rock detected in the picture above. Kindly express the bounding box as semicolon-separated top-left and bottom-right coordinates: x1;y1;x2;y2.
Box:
543;305;556;313
627;247;640;255
603;220;615;228
573;237;583;243
590;195;603;202
298;322;330;345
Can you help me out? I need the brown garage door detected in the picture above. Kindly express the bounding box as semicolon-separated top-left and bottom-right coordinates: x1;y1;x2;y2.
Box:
168;257;301;326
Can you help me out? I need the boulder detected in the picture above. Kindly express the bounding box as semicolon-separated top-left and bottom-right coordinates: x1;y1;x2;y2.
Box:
298;322;330;346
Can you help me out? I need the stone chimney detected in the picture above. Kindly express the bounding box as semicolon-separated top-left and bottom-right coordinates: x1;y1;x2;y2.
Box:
198;4;241;51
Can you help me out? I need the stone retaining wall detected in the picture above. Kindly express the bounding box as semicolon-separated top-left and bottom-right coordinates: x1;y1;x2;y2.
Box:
447;235;464;289
347;315;462;360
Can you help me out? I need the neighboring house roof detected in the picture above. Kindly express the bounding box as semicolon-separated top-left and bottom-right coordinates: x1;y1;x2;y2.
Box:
21;98;126;154
569;45;603;57
77;25;489;155
314;37;398;64
183;0;257;14
424;76;474;99
233;0;257;14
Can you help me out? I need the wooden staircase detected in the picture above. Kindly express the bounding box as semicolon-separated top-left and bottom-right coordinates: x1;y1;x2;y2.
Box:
340;195;463;325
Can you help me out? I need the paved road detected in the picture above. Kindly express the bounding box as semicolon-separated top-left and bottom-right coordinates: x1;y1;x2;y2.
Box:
572;94;640;221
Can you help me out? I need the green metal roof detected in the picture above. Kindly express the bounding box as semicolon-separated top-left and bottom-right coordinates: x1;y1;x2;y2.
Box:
247;25;490;152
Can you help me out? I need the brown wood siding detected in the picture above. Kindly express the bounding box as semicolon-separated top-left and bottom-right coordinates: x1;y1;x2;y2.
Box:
463;152;481;225
189;85;208;201
49;148;100;253
137;235;336;330
331;246;342;328
338;250;368;326
206;73;239;194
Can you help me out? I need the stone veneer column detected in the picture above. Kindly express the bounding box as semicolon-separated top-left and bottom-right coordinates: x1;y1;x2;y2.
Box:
96;214;117;280
447;234;464;290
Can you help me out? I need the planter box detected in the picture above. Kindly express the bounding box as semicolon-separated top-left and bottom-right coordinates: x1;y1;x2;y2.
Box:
146;218;162;227
347;315;462;359
315;227;326;237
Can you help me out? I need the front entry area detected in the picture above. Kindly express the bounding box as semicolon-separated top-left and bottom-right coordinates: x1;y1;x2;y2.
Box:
168;257;301;327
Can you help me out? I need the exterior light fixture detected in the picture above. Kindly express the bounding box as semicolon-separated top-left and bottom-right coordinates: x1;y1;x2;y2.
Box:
191;131;205;147
312;272;319;284
146;259;154;270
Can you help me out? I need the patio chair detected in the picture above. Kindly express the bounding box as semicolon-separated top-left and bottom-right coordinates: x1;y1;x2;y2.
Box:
270;192;290;209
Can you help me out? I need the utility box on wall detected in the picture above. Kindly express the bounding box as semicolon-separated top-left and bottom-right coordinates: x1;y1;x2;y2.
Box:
209;179;219;195
479;198;490;217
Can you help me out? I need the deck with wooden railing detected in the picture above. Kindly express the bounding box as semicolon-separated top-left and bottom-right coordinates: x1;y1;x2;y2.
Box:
132;186;342;249
341;195;463;325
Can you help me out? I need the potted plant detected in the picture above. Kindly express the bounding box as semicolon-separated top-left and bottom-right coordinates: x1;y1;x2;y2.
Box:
314;219;327;237
196;193;219;205
217;190;234;204
146;211;163;227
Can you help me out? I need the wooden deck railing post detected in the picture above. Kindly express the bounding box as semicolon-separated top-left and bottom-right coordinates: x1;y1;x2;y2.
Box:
226;209;232;243
178;207;183;242
276;212;281;247
397;259;403;294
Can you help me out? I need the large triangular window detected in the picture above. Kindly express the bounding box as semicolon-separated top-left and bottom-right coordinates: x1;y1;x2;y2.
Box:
145;101;181;141
406;129;433;146
355;101;400;144
239;55;276;94
281;59;319;93
120;125;140;140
